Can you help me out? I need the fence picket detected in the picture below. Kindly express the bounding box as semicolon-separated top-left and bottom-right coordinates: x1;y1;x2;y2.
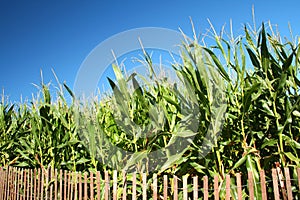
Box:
54;169;57;200
12;167;16;200
173;175;178;200
0;168;2;199
236;173;242;200
49;168;53;200
284;168;293;200
96;171;101;200
45;167;49;200
104;171;109;200
59;170;63;200
33;169;37;200
30;169;33;200
78;173;82;200
153;173;157;200
70;172;74;200
132;172;136;200
90;172;94;200
214;175;219;200
225;174;230;200
84;173;88;200
20;169;23;200
37;169;40;200
297;168;300;194
203;176;208;200
63;170;67;200
68;172;72;200
193;176;198;200
122;171;126;200
277;165;287;200
8;168;11;200
5;167;9;200
0;168;3;200
164;175;168;200
24;169;27;200
2;168;5;200
13;168;17;200
248;171;254;200
272;168;280;200
260;170;267;200
183;175;188;200
73;172;78;200
9;167;13;200
113;171;117;200
142;173;147;200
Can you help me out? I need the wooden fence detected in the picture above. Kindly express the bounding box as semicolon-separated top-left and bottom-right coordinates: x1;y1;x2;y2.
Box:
0;166;300;200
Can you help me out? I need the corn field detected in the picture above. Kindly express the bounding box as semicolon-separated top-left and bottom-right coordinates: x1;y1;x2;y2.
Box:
0;22;300;198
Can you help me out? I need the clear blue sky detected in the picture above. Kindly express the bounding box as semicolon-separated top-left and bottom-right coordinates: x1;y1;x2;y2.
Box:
1;0;299;102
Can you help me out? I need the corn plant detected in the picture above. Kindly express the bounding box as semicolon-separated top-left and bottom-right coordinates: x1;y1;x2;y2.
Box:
0;21;299;199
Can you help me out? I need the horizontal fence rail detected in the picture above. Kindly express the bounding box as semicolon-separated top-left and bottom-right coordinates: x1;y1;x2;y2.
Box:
0;166;300;199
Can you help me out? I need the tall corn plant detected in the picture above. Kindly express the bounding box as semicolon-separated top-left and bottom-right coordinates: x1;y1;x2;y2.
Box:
188;22;300;198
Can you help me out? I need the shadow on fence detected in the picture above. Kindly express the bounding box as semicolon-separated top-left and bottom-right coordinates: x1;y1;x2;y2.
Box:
0;166;300;199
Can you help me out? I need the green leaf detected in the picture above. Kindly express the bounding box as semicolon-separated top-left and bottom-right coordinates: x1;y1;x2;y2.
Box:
246;46;261;69
282;53;293;72
261;139;277;149
232;154;247;170
284;152;300;163
203;47;230;82
189;162;205;174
